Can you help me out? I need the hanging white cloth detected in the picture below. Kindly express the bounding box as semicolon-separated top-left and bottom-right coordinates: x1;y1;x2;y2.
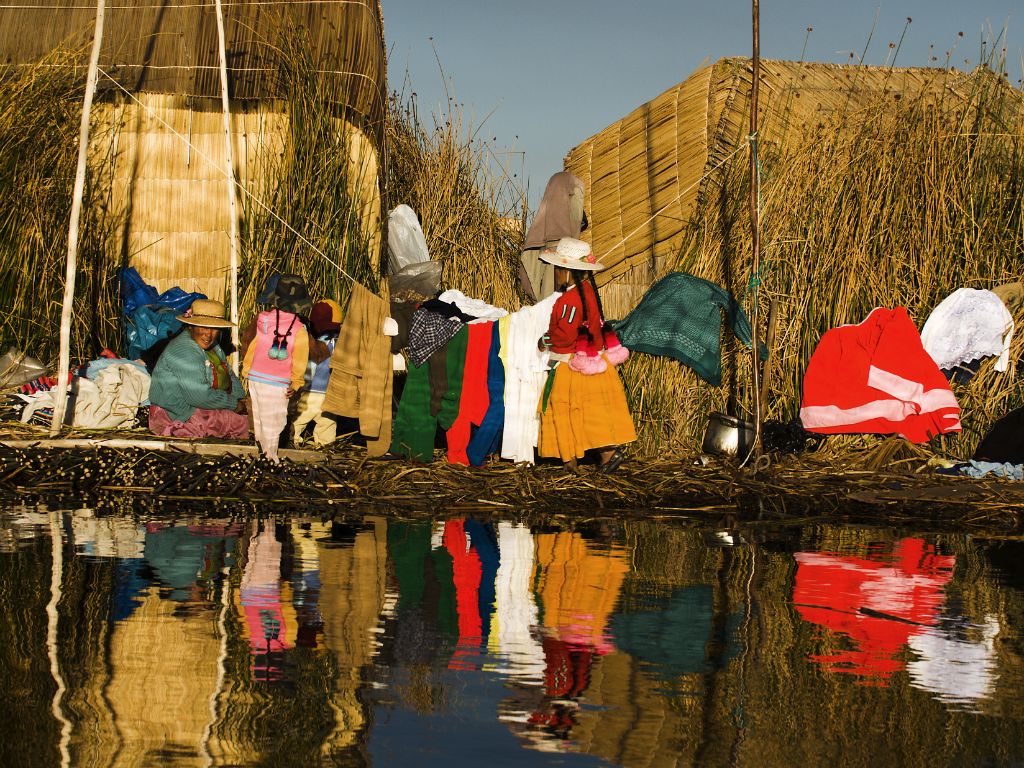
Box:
437;289;508;322
500;292;561;464
920;288;1014;372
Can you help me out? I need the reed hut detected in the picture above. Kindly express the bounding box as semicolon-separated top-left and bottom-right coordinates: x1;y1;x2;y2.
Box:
565;57;1024;318
0;0;387;304
566;57;1024;457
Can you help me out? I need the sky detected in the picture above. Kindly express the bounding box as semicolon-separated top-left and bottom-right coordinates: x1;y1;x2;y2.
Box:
381;0;1022;209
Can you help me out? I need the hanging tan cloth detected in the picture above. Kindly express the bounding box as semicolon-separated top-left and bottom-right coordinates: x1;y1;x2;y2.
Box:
520;172;586;301
323;282;392;456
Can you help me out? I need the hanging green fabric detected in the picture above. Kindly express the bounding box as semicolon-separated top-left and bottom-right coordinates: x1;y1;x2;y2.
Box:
540;366;557;413
437;325;469;431
390;360;436;461
612;272;766;386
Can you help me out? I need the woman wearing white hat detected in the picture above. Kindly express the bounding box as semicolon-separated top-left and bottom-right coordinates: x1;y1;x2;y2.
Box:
537;238;635;472
148;299;249;439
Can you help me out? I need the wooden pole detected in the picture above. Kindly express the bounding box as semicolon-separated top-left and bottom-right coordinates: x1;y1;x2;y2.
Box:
50;0;106;435
746;0;764;460
213;0;242;370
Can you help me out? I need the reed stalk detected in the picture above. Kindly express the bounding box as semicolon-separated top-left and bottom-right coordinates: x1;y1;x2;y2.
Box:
239;31;380;323
385;89;527;310
0;52;120;367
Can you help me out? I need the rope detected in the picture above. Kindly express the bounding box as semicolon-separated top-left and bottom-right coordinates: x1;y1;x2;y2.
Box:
601;140;748;260
97;66;363;286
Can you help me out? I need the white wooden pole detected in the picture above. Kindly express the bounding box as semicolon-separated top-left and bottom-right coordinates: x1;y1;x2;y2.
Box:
50;0;106;435
213;0;242;370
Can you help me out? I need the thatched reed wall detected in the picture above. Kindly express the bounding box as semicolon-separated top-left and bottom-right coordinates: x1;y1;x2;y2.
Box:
565;58;1013;318
0;0;385;121
0;0;385;360
92;93;380;303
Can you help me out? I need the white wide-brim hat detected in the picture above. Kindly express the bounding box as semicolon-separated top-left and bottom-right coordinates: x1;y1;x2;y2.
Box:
538;237;604;272
177;299;234;328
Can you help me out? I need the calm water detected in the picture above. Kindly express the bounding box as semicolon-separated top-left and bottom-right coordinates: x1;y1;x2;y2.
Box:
2;506;1023;767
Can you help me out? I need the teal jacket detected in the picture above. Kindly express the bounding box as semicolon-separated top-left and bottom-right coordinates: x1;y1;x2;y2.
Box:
149;332;244;422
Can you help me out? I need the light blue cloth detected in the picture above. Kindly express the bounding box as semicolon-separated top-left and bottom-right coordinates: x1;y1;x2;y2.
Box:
960;460;1024;480
306;335;336;393
86;357;148;381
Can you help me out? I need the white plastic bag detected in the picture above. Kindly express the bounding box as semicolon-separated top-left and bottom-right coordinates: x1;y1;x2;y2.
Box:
0;347;48;388
387;204;430;274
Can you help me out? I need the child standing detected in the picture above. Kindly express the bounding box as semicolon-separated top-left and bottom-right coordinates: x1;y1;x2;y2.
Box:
292;300;343;447
242;303;309;461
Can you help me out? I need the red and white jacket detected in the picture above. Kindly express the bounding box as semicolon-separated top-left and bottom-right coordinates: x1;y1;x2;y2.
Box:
799;306;961;444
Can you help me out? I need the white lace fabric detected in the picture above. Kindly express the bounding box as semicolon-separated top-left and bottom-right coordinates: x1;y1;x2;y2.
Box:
920;287;1014;372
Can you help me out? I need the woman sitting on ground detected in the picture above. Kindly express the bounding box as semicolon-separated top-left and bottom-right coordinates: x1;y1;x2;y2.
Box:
148;299;249;439
537;237;635;472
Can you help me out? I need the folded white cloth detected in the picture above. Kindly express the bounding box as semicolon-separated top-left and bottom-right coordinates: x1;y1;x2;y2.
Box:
22;363;150;429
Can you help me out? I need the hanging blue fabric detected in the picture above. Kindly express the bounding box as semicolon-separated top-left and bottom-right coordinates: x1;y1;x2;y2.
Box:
125;304;182;359
466;322;505;466
157;286;206;313
118;266;160;315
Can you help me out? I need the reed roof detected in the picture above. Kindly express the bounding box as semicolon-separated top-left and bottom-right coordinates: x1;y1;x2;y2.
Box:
565;57;1024;316
0;0;386;127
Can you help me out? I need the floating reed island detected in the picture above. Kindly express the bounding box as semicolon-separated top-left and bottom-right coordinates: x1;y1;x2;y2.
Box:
2;27;1023;498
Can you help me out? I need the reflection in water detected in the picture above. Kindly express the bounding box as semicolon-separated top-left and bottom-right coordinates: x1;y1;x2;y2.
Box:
906;617;1000;709
239;520;293;680
3;511;1024;767
793;538;956;680
492;522;545;683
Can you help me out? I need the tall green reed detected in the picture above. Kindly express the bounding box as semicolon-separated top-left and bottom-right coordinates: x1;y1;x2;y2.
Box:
0;52;120;368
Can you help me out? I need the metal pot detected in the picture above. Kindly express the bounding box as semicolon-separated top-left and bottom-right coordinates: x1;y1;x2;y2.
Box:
701;412;756;457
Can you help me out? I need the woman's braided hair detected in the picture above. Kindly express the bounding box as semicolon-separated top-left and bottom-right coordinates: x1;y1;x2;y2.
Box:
571;270;609;345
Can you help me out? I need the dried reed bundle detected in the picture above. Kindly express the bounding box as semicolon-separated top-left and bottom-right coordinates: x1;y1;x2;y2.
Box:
239;31;381;321
0;52;120;366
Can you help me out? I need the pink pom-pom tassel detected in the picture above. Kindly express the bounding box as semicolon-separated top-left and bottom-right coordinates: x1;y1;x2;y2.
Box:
569;353;608;375
604;344;629;366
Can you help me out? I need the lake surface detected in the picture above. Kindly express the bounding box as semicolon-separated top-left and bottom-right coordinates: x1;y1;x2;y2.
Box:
2;505;1023;767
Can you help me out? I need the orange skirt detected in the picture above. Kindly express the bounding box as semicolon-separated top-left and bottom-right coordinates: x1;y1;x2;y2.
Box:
538;360;637;462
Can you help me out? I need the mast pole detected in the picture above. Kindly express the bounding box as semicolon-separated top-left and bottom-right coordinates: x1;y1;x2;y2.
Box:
747;0;763;459
213;0;242;370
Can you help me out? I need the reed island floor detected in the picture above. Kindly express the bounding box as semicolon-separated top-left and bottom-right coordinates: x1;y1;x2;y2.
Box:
1;422;1022;534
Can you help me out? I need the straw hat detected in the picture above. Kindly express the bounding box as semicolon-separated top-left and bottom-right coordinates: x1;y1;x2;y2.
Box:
177;299;234;328
538;237;604;272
